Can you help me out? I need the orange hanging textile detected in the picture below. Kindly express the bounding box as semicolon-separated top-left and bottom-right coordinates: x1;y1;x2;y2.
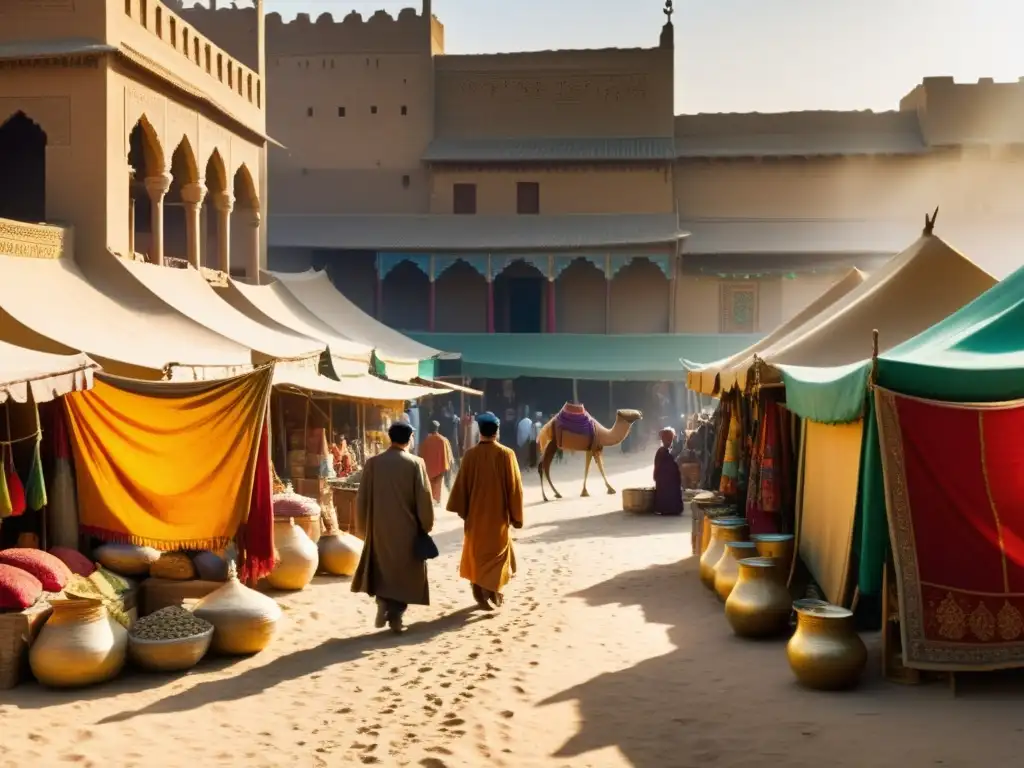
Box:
63;367;273;551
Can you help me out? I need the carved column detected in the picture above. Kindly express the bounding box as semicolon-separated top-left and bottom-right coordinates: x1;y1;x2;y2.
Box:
144;173;172;266
546;254;556;333
212;191;233;273
486;254;495;334
180;181;207;269
245;209;261;282
604;253;612;334
428;254;436;332
199;202;210;267
127;165;136;256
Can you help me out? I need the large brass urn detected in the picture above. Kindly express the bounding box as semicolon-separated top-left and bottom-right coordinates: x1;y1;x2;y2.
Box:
787;603;867;690
266;518;319;591
318;531;363;577
699;518;748;590
751;533;795;571
724;557;792;638
713;541;759;602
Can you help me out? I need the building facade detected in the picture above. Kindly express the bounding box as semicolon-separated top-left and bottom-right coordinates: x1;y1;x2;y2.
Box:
181;1;1024;337
0;0;269;280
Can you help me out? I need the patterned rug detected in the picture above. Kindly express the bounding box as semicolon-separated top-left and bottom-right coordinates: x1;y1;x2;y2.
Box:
875;386;1024;671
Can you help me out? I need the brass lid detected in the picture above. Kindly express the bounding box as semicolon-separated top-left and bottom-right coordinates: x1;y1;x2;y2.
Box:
795;603;852;619
726;541;758;552
711;517;747;527
750;533;794;543
738;556;777;568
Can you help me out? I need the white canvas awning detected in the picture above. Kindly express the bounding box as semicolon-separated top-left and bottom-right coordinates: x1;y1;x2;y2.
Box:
272;368;441;404
268;269;441;381
0;340;97;404
216;278;372;378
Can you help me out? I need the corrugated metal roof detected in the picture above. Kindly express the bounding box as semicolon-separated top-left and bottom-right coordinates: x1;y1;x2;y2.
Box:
268;213;688;251
675;111;926;158
423;136;676;163
680;218;918;255
0;38;115;60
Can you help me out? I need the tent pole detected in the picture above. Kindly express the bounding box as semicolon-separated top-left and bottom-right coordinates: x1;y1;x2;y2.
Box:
572;378;579;404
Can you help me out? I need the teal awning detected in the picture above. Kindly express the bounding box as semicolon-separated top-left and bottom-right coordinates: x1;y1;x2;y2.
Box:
404;333;763;381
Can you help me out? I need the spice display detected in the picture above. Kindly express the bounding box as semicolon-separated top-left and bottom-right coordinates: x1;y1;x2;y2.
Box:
94;543;160;577
49;546;96;577
64;575;131;629
129;606;212;641
89;566;133;596
0;563;43;610
150;552;196;581
0;548;72;592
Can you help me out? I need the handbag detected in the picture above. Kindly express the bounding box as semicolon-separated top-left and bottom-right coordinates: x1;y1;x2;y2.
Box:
414;523;439;561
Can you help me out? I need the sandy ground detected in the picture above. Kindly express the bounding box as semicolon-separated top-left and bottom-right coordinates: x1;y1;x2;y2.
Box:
6;450;1024;767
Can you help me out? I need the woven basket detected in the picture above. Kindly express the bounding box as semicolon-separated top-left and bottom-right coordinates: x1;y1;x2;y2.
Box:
622;487;655;514
150;553;196;581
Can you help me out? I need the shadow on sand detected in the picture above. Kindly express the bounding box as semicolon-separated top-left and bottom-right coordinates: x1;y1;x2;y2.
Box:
7;607;490;720
539;558;1024;767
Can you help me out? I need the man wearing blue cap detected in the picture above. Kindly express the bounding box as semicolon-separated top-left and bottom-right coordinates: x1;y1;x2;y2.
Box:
351;421;435;633
447;411;524;610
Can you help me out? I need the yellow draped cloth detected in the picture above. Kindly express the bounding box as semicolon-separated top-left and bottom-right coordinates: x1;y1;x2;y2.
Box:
64;367;273;551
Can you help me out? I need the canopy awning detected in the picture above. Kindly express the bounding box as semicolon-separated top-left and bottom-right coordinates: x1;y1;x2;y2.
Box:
0;246;251;379
215;278;372;378
118;260;326;367
406;333;762;381
0;339;97;404
272;368;441;405
268;269;446;381
685;267;867;395
413;376;483;397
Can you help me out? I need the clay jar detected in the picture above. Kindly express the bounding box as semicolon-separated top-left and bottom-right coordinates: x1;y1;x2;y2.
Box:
193;568;282;655
787;603;867;690
318;531;363;577
713;541;759;602
724;557;792;638
266;518;319;591
751;533;795;571
699;518;748;590
30;598;128;688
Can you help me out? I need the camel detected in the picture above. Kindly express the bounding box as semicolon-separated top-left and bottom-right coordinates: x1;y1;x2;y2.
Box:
537;403;643;502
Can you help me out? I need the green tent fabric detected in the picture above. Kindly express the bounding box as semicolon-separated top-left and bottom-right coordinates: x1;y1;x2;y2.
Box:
857;263;1024;597
404;333;762;381
417;358;437;379
779;361;871;424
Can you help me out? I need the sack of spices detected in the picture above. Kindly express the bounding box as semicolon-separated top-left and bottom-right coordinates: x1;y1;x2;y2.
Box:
0;548;72;592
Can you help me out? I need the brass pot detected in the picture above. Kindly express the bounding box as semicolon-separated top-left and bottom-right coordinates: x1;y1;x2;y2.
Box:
129;627;214;672
699;518;748;590
266;518;320;591
751;533;795;571
787;604;867;691
713;541;759;602
30;598;128;688
700;505;738;553
193;572;282;655
725;557;792;638
318;532;363;577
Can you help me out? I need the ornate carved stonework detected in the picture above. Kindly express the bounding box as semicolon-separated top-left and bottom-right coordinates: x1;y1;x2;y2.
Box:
0;219;69;260
0;55;99;71
457;73;648;103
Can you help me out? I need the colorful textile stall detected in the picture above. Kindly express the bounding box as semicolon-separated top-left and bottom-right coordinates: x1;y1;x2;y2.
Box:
684;268;866;396
875;387;1024;671
63;368;273;572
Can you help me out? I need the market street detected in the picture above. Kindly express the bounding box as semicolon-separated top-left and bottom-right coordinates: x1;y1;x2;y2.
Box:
5;450;1024;767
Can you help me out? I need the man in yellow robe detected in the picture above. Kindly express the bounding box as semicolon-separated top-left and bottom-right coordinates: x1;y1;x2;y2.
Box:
419;420;453;505
447;411;524;610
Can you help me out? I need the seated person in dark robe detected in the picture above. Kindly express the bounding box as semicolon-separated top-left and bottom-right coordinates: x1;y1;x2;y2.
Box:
653;427;683;516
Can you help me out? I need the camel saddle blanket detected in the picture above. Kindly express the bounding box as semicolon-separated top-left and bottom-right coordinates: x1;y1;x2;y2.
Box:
554;403;597;451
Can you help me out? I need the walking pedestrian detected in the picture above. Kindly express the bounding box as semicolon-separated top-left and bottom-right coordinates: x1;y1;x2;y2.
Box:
447;411;524;610
351;422;434;633
419;420;453;505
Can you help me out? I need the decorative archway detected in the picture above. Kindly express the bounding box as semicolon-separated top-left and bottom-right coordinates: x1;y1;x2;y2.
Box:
167;137;200;266
381;258;429;332
127;116;166;260
201;149;229;271
435;258;487;333
609;257;670;333
493;258;546;333
556;257;608;334
0;112;47;224
231;163;261;280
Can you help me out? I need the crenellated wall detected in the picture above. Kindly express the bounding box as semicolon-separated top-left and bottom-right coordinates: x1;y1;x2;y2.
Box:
902;76;1024;146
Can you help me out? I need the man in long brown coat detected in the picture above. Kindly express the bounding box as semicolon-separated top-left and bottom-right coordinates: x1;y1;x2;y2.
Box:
351;422;434;633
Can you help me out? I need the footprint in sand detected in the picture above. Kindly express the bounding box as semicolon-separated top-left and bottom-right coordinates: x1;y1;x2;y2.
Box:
419;759;448;768
442;718;465;727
